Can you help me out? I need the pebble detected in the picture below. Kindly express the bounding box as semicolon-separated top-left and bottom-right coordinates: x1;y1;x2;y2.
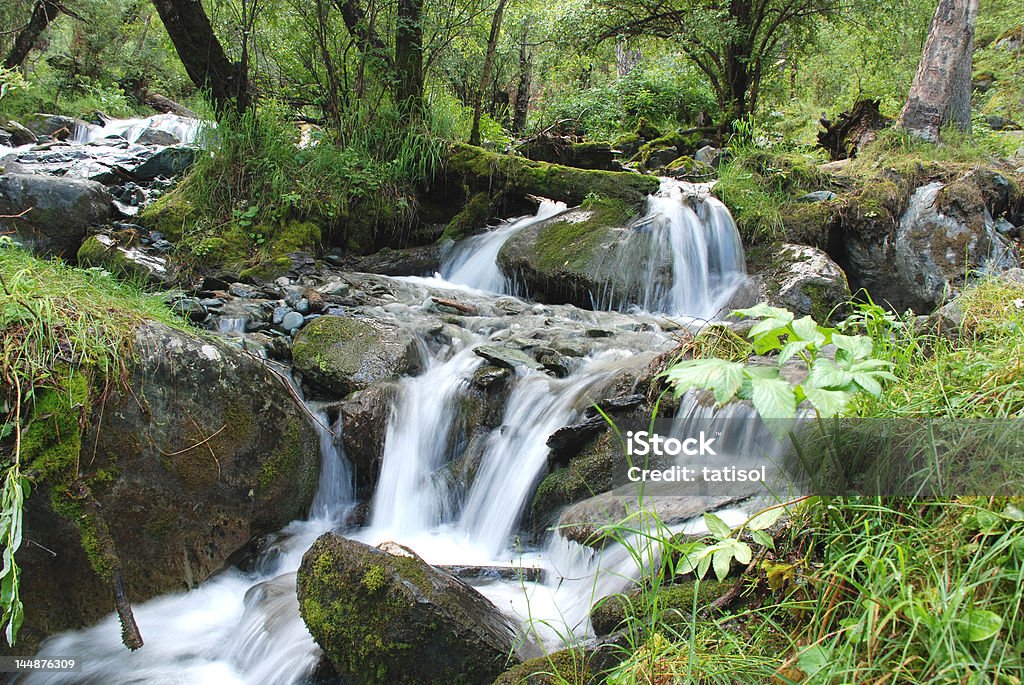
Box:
280;311;304;332
272;305;291;325
295;298;310;314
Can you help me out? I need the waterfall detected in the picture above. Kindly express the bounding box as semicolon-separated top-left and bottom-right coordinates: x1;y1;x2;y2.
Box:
369;347;483;534
458;352;630;555
71;113;206;146
25;401;353;684
440;200;568;292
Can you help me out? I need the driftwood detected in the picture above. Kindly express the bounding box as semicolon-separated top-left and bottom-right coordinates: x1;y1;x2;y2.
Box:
143;92;199;119
431;296;476;315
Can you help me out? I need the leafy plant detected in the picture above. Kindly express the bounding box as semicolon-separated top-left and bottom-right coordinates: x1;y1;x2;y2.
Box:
676;506;787;581
661;304;897;428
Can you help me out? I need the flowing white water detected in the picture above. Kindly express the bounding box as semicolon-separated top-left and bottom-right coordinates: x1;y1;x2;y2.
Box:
369;347;483;534
71;113;206;146
440;200;568;292
458;352;631;555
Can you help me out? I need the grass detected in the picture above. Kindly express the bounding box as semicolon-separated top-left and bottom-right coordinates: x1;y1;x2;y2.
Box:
517;276;1024;684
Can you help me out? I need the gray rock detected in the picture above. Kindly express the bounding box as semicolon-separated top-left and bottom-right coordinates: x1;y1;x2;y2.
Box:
1;120;36;146
280;311;305;332
294;298;310;314
341;383;399;491
474;344;545;371
22;114;88;140
694;145;722;168
171;297;208;323
291;315;419;396
272;305;291;325
758;244;852;322
0;173;112;258
797;190;837;203
297;534;522;685
132;145;199;181
134;128;180;146
17;322;321;652
77;234;170;284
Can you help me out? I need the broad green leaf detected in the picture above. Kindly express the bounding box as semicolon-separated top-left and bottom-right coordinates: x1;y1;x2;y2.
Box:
806;358;854;389
791;316;826;347
778;339;811;365
731;304;793;321
797;645;831;677
751;529;775;550
832;333;874;362
705;512;732;541
747;506;785;531
697;553;712;579
750;375;797;420
728;538;753;564
804;387;851;418
662;359;746;403
712;546;733;580
958;609;1003;642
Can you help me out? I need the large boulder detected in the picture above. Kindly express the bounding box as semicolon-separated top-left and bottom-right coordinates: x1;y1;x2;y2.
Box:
841;180;1018;312
341;382;399;492
1;119;36;146
21;113;89;140
12;322;322;653
754;243;852;322
297;534;521;685
131;145;200;181
0;173;112;258
292;315;420;396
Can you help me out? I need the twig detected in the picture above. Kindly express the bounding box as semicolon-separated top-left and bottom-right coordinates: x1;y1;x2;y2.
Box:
184;413;222;481
159;423;227;457
0;208;32;220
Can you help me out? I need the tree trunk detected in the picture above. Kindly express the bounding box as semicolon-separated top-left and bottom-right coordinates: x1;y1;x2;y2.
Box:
3;0;61;69
395;0;424;114
150;0;248;114
511;21;531;134
897;0;979;142
469;0;508;146
615;38;641;77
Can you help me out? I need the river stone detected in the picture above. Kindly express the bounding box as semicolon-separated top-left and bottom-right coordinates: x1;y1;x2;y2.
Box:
12;322;321;653
341;383;399;492
132;145;199;181
0;173;112;258
1;119;36;146
134;128;180;146
297;533;521;685
77;234;170;284
474;344;545;371
292;315;418;396
757;244;852;322
281;310;305;332
22;114;88;140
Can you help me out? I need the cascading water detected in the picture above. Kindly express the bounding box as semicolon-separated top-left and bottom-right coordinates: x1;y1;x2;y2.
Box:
440;200;568;292
70;113;206;146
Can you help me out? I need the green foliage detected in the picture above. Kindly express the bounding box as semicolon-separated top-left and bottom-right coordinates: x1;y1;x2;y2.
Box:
662;304;895;425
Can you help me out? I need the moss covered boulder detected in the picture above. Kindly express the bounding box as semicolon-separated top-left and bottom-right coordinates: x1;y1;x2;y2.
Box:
497;200;658;309
292;315;419;397
492;648;595;685
12;322;321;653
77;234;170;283
0;173;111;258
297;533;521;685
590;579;728;636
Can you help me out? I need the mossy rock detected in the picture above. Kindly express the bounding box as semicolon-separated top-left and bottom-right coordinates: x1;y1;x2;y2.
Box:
777;200;840;247
442;191;494;241
10;322;321;654
497;198;661;309
137;186;197;242
447;143;658;211
297;533;521;685
590;579;729;636
492;648;593;685
292;315;419;397
77;235;169;283
531;430;627;528
0;173;111;259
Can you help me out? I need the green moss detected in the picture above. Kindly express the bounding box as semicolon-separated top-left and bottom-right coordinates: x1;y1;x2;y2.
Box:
493;648;591;685
239;257;292;282
590;578;729;636
778;201;839;247
531;199;630;273
361;565;387;594
441;192;492;241
267;220;321;255
137;187;197;241
531;432;621;525
20;374;89;482
635;117;662;141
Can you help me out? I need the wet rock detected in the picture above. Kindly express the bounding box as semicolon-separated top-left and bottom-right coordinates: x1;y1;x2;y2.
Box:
77;234;170;284
842;181;1017;312
292;315;419;396
797;190;837;203
351;243;443;276
132;145;199;181
1;120;36;146
474;344;545;372
756;244;852;322
22;114;88;141
170;297;209;323
280;311;305;332
16;322;321;652
694;145;722;168
341;383;399;492
0;173;112;258
134;128;180;146
297;533;521;685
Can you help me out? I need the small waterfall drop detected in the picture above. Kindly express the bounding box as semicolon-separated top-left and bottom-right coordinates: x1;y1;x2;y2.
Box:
369;347;483;534
440;200;568;292
71;113;206;146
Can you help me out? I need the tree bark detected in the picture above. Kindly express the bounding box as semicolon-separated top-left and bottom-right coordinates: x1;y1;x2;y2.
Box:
469;0;508;146
897;0;979;142
3;0;62;69
615;37;641;77
511;23;531;134
332;0;393;72
150;0;248;114
395;0;424;113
